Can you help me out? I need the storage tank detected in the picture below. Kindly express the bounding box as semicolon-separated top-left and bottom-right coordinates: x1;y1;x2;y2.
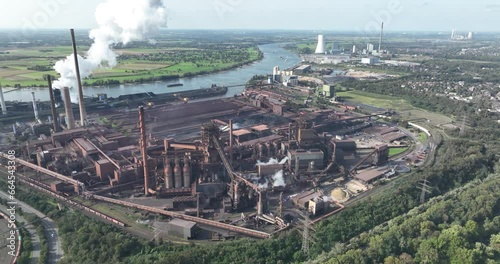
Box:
183;156;191;188
266;142;274;156
174;158;182;189
164;158;173;189
273;141;281;155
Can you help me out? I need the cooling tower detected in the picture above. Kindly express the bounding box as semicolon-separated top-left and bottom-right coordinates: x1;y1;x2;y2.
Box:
315;34;326;54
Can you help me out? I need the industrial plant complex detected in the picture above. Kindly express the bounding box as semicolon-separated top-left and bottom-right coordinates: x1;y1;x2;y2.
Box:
0;29;426;243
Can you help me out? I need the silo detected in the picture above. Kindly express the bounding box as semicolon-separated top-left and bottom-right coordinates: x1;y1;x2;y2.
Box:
164;158;173;189
174;157;182;189
183;156;191;188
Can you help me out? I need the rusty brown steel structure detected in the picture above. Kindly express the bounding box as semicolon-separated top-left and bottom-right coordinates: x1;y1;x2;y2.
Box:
1;152;85;193
91;194;270;239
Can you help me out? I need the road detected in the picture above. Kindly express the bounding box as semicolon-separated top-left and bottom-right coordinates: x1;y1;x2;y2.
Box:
0;217;16;264
0;203;40;264
0;191;63;264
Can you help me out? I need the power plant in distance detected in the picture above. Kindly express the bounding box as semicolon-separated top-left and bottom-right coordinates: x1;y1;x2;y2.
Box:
315;34;326;54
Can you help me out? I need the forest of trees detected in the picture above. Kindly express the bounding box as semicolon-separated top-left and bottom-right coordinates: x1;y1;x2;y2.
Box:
310;173;500;264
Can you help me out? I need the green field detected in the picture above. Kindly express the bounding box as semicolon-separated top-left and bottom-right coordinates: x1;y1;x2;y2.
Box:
336;90;409;110
418;131;428;143
388;147;409;157
0;45;261;88
336;90;453;126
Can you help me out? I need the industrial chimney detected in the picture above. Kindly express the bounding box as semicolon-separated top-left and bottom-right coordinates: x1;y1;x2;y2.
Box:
0;84;6;115
31;92;40;122
70;29;87;127
47;76;59;132
139;106;150;195
62;87;75;129
378;22;384;54
315;35;326;54
229;119;233;166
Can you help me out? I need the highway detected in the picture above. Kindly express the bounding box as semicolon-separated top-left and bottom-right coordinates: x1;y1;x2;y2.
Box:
0;191;64;264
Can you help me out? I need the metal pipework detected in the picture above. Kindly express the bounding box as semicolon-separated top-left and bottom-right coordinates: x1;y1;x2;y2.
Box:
70;29;87;127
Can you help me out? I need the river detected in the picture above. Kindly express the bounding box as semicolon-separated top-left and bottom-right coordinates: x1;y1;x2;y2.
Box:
1;43;302;102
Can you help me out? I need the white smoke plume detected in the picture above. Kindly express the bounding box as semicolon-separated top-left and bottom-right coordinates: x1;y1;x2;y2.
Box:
258;179;269;190
272;170;285;187
256;157;288;166
256;158;279;166
53;0;167;89
322;196;332;202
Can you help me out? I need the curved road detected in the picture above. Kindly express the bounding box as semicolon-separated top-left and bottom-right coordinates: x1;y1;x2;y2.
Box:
0;203;40;264
0;217;16;264
0;191;63;263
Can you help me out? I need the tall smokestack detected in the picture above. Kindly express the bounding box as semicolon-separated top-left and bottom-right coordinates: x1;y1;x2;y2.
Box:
0;84;6;115
62;87;75;129
70;29;87;127
229;119;233;166
139;106;150;195
47;76;59;132
378;22;384;54
31;92;40;122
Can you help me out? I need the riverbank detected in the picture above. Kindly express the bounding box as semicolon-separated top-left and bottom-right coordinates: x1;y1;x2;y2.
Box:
0;46;263;88
1;43;301;102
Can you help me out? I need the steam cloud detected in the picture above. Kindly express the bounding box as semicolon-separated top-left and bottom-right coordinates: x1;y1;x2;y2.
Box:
53;0;168;89
272;170;285;187
256;157;288;166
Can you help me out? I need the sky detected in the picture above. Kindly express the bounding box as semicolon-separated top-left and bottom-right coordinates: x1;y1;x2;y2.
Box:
1;0;499;32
